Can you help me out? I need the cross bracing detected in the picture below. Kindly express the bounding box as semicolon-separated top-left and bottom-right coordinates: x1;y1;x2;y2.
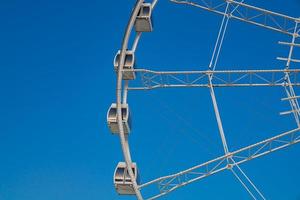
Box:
139;128;300;200
170;0;300;37
126;69;300;90
111;0;300;199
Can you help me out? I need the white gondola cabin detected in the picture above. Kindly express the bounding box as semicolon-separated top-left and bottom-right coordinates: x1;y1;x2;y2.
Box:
135;3;153;32
113;50;136;80
107;103;131;135
114;162;140;195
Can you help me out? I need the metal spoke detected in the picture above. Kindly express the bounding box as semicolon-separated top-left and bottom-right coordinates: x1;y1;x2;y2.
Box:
139;128;300;200
170;0;300;37
111;0;300;199
126;69;300;90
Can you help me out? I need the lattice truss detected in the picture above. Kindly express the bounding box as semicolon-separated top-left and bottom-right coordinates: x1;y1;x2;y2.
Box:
171;0;300;36
114;0;300;199
139;128;300;200
127;69;300;89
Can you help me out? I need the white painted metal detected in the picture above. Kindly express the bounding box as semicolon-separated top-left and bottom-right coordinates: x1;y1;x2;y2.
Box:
230;167;258;200
280;22;300;128
280;109;300;116
125;69;300;90
114;162;140;195
277;57;300;63
170;0;300;37
135;3;153;32
206;2;266;198
114;50;136;80
279;41;300;47
109;0;300;199
207;0;230;155
281;96;300;101
139;128;300;199
115;0;145;199
107;103;131;135
229;158;266;200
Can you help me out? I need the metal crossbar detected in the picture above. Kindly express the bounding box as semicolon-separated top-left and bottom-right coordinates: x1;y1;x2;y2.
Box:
139;128;300;200
125;69;300;90
113;0;300;199
170;0;300;37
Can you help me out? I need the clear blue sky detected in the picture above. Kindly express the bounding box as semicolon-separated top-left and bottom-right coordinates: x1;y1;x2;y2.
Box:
0;0;299;200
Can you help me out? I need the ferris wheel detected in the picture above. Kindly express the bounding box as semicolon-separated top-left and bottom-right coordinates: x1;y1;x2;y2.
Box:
107;0;300;199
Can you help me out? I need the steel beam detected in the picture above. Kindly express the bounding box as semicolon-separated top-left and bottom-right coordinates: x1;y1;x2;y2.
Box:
139;128;300;200
126;69;300;90
170;0;300;37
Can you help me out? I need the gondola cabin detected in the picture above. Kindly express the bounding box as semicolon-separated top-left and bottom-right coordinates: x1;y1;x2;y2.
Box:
113;50;136;80
114;162;140;195
107;103;131;135
135;3;153;32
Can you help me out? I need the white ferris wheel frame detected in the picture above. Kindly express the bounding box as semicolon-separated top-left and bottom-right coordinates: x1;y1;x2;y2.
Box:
113;0;300;199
